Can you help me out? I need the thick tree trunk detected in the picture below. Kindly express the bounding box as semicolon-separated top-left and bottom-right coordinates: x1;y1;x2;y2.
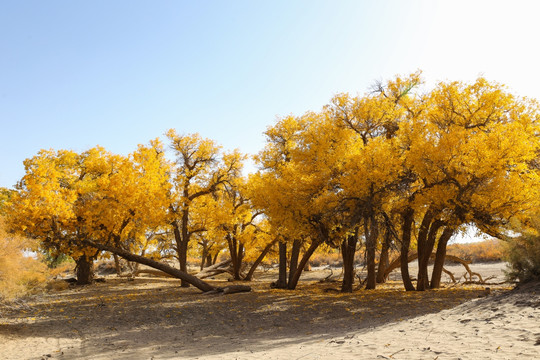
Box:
287;240;321;290
400;208;416;291
84;240;216;292
288;239;301;286
341;233;358;293
376;231;391;283
172;221;190;288
275;241;288;289
75;255;94;285
365;215;378;290
228;234;244;280
430;227;455;289
244;239;278;281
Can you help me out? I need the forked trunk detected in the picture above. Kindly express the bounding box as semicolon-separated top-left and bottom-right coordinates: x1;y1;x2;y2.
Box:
417;220;443;291
288;240;301;286
287;240;321;290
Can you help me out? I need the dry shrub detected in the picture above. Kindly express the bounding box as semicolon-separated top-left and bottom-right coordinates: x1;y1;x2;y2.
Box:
447;239;504;262
0;216;49;301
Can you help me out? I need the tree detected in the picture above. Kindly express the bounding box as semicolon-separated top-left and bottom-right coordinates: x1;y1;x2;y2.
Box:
166;130;244;287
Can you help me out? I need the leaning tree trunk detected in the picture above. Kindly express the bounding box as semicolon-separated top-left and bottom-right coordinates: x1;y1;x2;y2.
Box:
244;239;278;281
84;240;216;292
75;255;94;285
288;239;301;286
341;233;358;293
430;227;455;289
400;208;416;291
275;241;288;289
287;240;322;290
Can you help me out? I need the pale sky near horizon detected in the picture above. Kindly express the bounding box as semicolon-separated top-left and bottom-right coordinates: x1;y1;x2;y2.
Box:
1;0;540;195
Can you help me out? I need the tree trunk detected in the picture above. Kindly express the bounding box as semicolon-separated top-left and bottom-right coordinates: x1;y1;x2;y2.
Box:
341;233;358;292
200;246;208;271
287;240;321;290
365;215;378;290
376;230;391;283
415;210;434;290
84;240;216;292
75;255;94;285
275;241;288;288
227;234;244;280
113;254;122;275
244;239;278;281
172;221;190;288
430;227;454;289
288;239;301;286
417;220;443;291
400;208;416;291
179;206;191;287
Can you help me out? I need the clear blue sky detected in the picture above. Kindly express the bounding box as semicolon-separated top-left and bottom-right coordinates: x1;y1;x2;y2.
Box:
2;0;540;190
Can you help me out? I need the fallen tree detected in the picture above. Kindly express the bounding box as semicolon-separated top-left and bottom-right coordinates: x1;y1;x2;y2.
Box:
83;240;251;294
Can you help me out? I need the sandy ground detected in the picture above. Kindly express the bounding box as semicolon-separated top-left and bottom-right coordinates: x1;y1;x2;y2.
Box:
0;262;538;360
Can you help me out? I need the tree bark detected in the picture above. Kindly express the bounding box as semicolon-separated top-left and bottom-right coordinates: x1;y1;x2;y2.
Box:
179;205;190;287
415;209;434;290
417;220;443;291
400;208;416;291
376;230;391;283
287;239;321;290
244;239;278;281
84;240;216;292
113;254;122;275
275;241;288;288
364;215;378;290
288;239;301;286
341;232;358;292
227;233;245;280
172;220;190;288
75;255;94;285
430;227;454;289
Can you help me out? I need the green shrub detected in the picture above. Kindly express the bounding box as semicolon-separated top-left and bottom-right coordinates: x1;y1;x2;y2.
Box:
504;235;540;283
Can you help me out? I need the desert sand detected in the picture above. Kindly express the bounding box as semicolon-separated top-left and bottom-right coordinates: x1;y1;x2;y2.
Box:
1;262;538;360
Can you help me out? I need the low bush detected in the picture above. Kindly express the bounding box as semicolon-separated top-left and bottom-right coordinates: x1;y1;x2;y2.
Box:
0;216;49;301
504;234;540;283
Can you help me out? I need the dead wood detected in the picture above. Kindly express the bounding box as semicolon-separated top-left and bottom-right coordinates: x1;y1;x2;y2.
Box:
384;252;498;286
195;259;233;279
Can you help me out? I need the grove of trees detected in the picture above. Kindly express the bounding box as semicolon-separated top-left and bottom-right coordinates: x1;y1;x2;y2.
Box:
4;73;540;294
